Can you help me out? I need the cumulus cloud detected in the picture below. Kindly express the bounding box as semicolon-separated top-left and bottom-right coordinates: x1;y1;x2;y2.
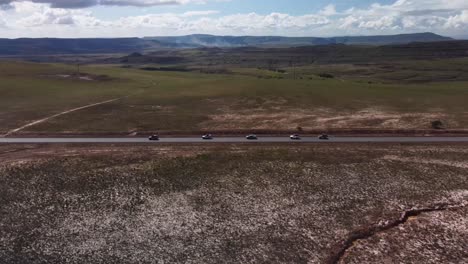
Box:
7;2;95;27
445;10;468;28
181;10;219;17
0;0;95;8
0;0;468;38
0;0;210;8
0;15;5;27
336;0;468;35
319;4;337;16
108;12;329;36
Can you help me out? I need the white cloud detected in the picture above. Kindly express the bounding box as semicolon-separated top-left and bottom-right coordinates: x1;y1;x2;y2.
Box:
0;0;468;38
108;12;329;36
0;0;214;8
336;0;468;35
358;16;399;30
445;10;468;28
181;10;219;17
8;2;98;27
319;4;337;16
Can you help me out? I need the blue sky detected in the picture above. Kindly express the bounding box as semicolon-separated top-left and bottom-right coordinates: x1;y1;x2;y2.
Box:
0;0;467;38
92;0;397;19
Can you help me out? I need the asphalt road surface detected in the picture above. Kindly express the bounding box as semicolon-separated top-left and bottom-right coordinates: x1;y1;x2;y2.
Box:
1;137;468;144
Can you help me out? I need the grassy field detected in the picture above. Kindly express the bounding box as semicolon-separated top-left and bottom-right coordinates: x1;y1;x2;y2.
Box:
291;58;468;83
1;60;468;135
0;144;467;263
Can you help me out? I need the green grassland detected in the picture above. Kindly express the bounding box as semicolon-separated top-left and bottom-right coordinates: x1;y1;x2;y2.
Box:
1;59;468;134
291;58;468;83
1;144;467;263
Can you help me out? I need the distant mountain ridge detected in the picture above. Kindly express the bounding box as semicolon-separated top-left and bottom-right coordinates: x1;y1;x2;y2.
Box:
146;32;453;47
0;33;454;55
104;40;468;66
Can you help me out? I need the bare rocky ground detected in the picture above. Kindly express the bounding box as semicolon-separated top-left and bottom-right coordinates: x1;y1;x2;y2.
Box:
0;144;467;264
341;205;468;264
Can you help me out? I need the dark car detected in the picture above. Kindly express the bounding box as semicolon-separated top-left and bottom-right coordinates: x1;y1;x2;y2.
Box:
202;134;213;140
148;135;159;141
318;134;329;140
246;134;258;140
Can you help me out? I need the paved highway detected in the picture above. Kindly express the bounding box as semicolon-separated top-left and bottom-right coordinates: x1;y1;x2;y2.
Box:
1;137;468;144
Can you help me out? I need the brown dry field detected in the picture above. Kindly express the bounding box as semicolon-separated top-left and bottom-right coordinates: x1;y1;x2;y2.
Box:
0;143;467;264
199;105;468;131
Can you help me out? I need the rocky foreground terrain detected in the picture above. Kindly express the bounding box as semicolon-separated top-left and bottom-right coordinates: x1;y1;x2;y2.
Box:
0;144;467;263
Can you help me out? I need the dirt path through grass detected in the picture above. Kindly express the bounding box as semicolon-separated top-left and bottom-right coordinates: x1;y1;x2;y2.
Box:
2;97;125;137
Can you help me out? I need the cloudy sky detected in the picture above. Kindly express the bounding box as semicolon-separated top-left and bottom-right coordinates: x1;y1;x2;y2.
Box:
0;0;467;38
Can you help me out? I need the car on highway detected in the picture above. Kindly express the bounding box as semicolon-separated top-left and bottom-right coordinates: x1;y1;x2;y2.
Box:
246;134;258;140
148;135;159;141
202;134;213;140
290;134;301;140
318;134;329;140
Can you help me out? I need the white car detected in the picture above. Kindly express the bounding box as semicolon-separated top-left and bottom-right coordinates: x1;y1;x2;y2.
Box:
290;134;301;140
202;134;213;140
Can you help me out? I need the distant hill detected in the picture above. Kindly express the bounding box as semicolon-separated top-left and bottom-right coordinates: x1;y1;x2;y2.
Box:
98;40;468;66
0;38;164;55
0;33;454;55
147;32;452;47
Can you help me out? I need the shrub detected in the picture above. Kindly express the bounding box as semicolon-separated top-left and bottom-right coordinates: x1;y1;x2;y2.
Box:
318;73;334;79
431;120;444;129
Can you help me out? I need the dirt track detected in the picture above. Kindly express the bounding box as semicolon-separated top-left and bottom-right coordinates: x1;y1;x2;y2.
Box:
2;97;124;137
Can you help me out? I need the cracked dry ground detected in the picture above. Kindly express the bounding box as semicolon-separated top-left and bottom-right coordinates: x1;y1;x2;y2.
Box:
0;144;467;264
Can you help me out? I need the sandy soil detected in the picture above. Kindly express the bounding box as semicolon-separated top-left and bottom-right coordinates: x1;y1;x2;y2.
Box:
201;107;463;130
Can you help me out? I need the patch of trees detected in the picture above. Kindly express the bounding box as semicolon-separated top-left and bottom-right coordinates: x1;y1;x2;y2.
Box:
318;73;335;79
431;120;444;129
140;67;190;72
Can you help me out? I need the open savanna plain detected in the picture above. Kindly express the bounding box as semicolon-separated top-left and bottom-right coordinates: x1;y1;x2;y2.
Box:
1;58;468;135
0;143;467;263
